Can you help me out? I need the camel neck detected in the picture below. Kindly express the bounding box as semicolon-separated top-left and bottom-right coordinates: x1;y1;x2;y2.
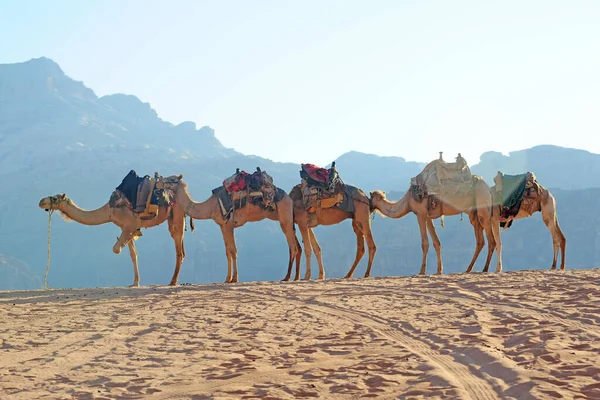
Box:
375;193;411;219
175;185;216;220
59;201;112;225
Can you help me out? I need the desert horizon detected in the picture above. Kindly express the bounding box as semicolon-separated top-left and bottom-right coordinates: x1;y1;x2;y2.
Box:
1;268;599;399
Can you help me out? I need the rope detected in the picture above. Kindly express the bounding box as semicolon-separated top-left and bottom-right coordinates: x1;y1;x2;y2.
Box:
44;210;54;290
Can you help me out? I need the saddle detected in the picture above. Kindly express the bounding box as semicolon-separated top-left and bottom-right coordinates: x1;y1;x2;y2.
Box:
494;171;541;228
114;170;181;220
410;152;474;201
300;162;344;213
221;167;277;210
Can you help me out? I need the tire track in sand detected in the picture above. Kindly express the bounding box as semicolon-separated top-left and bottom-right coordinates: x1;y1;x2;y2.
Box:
239;287;503;400
356;281;600;340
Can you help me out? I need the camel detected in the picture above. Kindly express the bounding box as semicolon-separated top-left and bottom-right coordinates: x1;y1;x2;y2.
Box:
172;179;297;283
476;171;566;271
369;153;503;275
38;174;192;287
282;183;376;281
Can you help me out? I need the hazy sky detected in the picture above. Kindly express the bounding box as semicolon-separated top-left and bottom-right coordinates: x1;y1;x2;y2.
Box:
2;0;599;165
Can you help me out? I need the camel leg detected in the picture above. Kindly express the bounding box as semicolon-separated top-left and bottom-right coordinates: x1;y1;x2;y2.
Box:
309;228;325;280
127;241;140;287
297;223;313;280
417;214;429;275
481;228;496;273
426;218;443;275
278;213;299;280
294;233;303;280
282;233;302;282
480;214;502;273
113;227;137;254
556;222;566;270
167;210;185;286
219;225;238;283
361;224;377;278
465;212;485;273
344;220;366;279
543;214;565;271
490;211;503;273
540;194;566;270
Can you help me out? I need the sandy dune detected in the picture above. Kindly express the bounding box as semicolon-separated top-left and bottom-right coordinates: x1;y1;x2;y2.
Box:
1;268;599;399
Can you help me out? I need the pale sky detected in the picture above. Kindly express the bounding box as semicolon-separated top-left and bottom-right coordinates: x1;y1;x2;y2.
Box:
2;0;599;165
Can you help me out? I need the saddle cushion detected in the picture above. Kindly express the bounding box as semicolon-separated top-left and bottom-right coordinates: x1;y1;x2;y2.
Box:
223;169;275;192
306;192;344;213
212;185;286;219
300;163;340;191
303;185;363;214
494;171;538;226
115;170;145;208
114;170;175;218
411;154;472;197
301;163;331;184
223;170;250;192
110;188;175;211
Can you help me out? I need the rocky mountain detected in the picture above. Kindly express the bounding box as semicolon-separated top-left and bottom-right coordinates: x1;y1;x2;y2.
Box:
1;57;599;290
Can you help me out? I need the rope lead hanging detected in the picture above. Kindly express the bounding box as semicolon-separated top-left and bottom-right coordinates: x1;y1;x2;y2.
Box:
44;210;54;290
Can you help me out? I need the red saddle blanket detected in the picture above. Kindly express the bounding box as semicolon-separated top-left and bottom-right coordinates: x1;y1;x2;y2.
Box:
301;163;331;183
223;171;250;192
223;169;272;193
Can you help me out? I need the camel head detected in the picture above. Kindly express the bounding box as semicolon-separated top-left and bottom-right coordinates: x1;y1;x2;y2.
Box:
155;172;184;191
369;190;387;202
369;190;387;214
39;194;73;221
39;194;69;212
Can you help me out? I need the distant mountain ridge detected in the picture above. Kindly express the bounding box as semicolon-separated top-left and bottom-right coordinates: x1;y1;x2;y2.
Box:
1;57;599;290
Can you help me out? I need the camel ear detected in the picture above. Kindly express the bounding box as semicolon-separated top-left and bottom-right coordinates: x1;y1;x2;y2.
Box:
59;193;67;199
178;174;183;180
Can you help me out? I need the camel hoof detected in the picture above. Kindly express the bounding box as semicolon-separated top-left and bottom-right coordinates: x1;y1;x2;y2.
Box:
293;276;300;281
317;276;325;280
224;278;232;283
168;281;177;286
434;272;442;276
281;277;290;282
551;266;557;271
129;283;139;288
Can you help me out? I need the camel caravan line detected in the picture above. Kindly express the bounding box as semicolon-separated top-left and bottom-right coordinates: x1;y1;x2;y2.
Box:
39;152;566;287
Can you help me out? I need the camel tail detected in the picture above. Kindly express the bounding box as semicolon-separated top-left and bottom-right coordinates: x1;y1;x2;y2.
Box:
440;215;445;228
189;216;195;232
